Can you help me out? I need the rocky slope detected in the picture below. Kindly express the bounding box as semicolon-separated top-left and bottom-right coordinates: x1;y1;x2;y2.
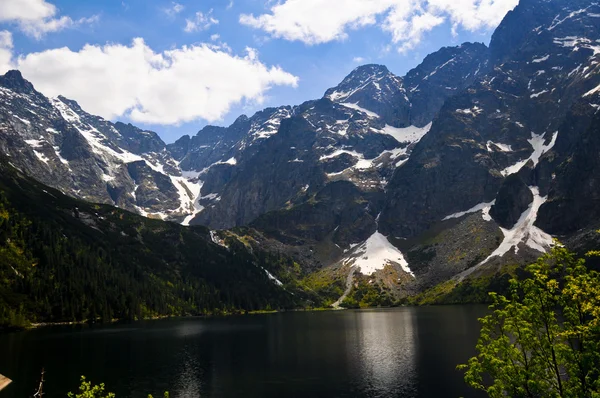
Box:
0;157;315;329
187;43;490;230
381;0;600;240
377;0;600;291
199;0;600;298
0;72;200;222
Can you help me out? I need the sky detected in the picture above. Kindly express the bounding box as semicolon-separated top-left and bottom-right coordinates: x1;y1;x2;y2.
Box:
0;0;519;143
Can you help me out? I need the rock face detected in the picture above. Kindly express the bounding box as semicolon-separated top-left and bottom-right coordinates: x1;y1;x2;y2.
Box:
403;42;491;126
537;112;600;235
189;43;491;230
380;0;600;241
2;0;600;296
0;72;200;222
490;175;534;229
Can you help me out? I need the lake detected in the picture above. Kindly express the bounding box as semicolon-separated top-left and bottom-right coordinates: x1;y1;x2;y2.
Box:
0;306;488;398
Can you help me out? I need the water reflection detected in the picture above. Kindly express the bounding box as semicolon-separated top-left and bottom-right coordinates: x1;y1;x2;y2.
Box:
173;348;203;398
175;322;206;338
346;309;417;396
0;307;488;398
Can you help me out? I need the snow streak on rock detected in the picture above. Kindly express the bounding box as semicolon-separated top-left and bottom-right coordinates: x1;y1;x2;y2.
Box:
443;201;496;222
458;187;554;280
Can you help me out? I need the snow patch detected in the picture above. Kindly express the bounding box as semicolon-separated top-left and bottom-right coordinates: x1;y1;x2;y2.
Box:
423;57;455;80
373;122;432;144
501;131;558;176
181;169;203;179
340;102;379;118
477;187;553;264
250;108;291;140
532;54;550;63
456;106;483;116
170;175;203;215
209;231;227;248
200;193;220;202
530;90;549;98
24;139;44;148
345;231;413;276
486;141;513;152
583;83;600;97
223;157;237;165
262;268;284;286
33;150;49;164
52;146;69;165
13;115;31;125
51;97;80;122
327;90;348;102
443;201;495;222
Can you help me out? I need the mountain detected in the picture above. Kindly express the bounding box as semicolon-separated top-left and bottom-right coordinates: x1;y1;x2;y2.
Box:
0;158;319;329
0;42;489;235
381;0;600;239
2;0;600;307
0;74;199;223
187;43;490;230
377;0;600;292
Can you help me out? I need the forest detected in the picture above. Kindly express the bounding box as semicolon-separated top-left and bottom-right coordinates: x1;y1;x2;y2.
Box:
0;160;312;330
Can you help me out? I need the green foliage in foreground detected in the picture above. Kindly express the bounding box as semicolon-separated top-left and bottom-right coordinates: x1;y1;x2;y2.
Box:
67;376;168;398
459;246;600;397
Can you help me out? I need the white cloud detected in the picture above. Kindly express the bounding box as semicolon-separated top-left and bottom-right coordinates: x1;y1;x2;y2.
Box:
240;0;392;45
352;56;365;63
240;0;518;51
184;10;219;32
383;7;446;52
211;34;221;41
164;2;184;18
0;0;98;39
227;1;234;10
6;39;298;125
0;0;56;21
0;31;14;72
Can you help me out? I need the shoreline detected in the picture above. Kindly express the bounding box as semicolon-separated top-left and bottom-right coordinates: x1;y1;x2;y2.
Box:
4;307;336;333
4;303;489;334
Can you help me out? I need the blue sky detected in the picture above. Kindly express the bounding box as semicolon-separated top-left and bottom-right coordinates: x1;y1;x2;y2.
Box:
0;0;518;143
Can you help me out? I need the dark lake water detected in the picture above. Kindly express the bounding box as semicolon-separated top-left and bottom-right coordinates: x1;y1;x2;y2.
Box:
0;306;488;398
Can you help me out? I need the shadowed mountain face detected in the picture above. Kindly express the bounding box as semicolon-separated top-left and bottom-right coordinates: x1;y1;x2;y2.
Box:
2;0;600;299
188;43;490;230
380;0;600;240
0;157;315;328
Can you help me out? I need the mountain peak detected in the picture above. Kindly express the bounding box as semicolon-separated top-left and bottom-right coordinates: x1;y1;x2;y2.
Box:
56;95;84;113
233;114;250;124
0;70;36;94
324;64;397;102
489;0;597;63
336;64;391;86
350;64;390;76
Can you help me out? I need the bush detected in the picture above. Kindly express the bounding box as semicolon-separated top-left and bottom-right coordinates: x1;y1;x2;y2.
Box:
458;246;600;397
